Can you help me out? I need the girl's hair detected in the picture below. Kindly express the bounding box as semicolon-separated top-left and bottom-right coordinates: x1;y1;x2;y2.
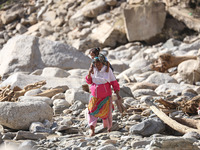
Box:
89;47;101;56
92;57;102;64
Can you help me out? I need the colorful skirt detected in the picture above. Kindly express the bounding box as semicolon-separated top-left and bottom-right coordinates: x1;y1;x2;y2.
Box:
88;95;111;120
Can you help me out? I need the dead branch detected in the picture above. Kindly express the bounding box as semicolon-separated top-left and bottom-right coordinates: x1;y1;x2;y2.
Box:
145;99;200;134
0;80;46;102
35;88;63;98
180;95;200;115
151;53;196;72
155;98;178;109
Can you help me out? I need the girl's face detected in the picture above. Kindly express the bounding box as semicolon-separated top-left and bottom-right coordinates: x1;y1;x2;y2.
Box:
89;52;95;59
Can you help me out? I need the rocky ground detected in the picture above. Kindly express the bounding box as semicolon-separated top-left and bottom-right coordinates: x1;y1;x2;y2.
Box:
0;0;200;150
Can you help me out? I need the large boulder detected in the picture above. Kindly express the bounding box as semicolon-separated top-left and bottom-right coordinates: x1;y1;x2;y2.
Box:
0;35;91;76
0;72;85;89
0;101;53;130
123;2;166;42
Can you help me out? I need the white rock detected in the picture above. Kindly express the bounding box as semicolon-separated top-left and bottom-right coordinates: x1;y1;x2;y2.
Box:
0;35;91;76
0;101;53;130
65;89;90;105
41;67;70;78
19;96;53;106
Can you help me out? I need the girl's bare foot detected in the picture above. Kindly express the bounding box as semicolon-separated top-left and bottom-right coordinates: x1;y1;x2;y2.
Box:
90;125;95;136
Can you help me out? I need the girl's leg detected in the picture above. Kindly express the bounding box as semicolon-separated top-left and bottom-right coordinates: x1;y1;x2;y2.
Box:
88;113;98;136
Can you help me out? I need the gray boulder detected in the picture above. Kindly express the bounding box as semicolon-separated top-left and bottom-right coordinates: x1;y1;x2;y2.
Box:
130;118;165;136
0;101;53;130
0;35;91;76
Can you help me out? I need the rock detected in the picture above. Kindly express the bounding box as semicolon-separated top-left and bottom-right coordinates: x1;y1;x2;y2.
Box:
129;118;165;136
128;114;141;121
1;4;25;24
65;89;90;105
24;89;43;96
167;6;200;32
42;11;57;22
18;140;37;150
16;23;28;34
53;99;70;114
97;144;117;150
0;35;91;76
123;2;166;42
132;89;157;98
105;0;117;6
19;96;53;106
145;72;177;85
90;21;127;47
109;60;129;73
29;122;53;133
0;72;84;89
69;101;85;111
131;82;158;92
116;67;142;80
146;136;199;150
41;67;70;78
0;101;53;130
119;85;133;98
2;132;16;140
82;0;108;18
177;59;200;84
52;93;65;100
183;131;200;140
155;83;195;96
162;38;182;49
131;140;151;149
14;131;46;140
0;133;2;144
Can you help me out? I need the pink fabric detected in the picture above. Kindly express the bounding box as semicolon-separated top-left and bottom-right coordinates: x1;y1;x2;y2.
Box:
88;96;113;130
85;75;119;98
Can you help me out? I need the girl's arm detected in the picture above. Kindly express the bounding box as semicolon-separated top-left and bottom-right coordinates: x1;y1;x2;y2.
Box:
86;65;93;84
106;61;110;72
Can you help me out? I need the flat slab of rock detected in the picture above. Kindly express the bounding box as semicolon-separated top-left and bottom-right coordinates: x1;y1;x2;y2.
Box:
168;6;200;32
14;131;46;140
0;101;53;130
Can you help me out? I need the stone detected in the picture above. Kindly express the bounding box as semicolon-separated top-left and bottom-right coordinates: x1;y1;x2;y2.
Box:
53;99;70;114
123;2;166;42
41;67;70;78
0;72;84;90
129;118;165;136
1;4;25;24
0;35;91;76
90;21;127;47
131;82;158;92
131;140;151;149
146;136;199;150
145;72;177;85
0;101;53;130
42;11;57;22
105;0;117;6
155;83;195;96
2;132;16;140
162;38;182;49
69;101;85;111
24;89;43;96
83;0;108;18
119;85;133;98
97;144;117;150
16;23;28;34
109;60;129;73
65;89;90;105
29;122;53;133
19;96;53;106
14;131;46;140
183;131;200;140
132;89;157;98
18;140;37;150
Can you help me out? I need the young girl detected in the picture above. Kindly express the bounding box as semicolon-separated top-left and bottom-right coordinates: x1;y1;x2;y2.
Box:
89;47;113;73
